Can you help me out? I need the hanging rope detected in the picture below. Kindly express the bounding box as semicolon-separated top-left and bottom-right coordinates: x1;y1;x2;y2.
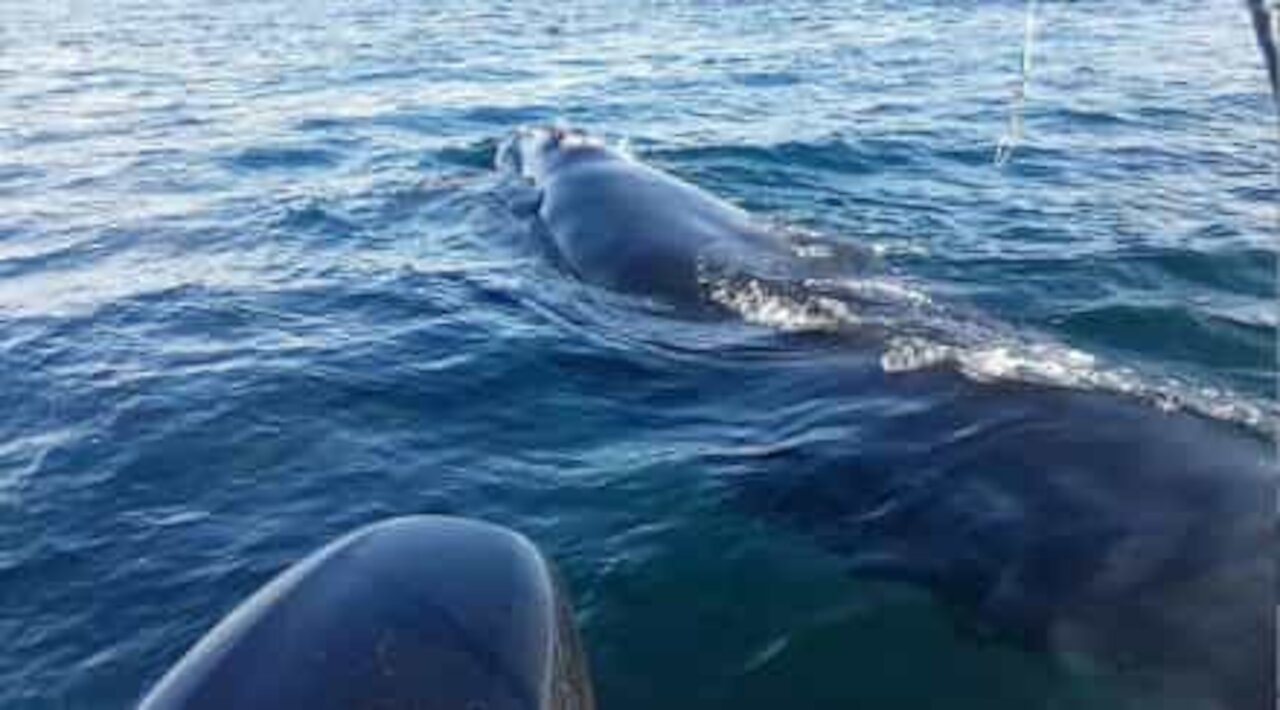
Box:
995;2;1279;163
994;0;1040;167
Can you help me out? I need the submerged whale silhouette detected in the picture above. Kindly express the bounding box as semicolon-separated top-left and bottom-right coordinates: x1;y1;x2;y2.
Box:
726;364;1273;709
498;125;1275;709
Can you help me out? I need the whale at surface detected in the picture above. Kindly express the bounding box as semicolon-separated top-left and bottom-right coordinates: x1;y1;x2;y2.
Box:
497;124;1275;709
498;125;804;306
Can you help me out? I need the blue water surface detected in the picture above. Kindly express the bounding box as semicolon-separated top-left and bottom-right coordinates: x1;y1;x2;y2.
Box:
0;2;1275;709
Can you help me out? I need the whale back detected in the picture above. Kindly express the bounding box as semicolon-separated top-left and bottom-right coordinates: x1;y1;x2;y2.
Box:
511;129;787;304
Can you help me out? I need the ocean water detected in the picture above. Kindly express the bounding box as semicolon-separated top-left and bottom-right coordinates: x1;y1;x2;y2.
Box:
0;1;1275;709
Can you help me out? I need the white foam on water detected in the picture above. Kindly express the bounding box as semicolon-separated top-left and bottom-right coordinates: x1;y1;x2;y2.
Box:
815;276;933;308
705;276;860;332
696;265;1271;433
614;135;637;159
881;335;1274;433
883;336;1112;386
871;241;932;258
791;243;835;260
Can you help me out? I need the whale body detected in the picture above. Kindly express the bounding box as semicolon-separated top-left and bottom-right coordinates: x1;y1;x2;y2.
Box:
500;126;795;305
498;125;1275;709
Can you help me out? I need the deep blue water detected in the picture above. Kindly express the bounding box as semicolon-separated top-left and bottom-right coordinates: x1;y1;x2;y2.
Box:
1;2;1276;709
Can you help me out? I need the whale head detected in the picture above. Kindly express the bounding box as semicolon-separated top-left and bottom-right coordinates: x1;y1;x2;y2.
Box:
496;125;606;184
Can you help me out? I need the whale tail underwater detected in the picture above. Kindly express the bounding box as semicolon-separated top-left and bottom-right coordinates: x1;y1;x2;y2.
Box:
497;124;1276;709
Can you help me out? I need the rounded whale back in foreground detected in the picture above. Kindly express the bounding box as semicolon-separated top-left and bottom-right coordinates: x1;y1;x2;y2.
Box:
139;516;594;710
500;125;794;305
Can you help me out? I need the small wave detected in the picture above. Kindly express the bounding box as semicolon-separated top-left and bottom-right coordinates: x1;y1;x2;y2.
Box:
227;145;341;173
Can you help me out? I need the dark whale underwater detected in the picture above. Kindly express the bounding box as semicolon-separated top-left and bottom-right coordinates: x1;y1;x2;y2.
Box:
498;125;1275;709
